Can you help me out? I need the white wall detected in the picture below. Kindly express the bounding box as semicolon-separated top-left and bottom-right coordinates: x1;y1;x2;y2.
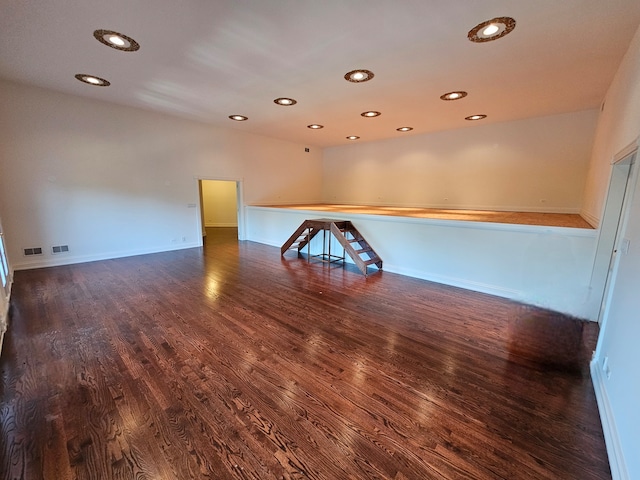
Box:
201;180;238;227
323;110;598;213
247;206;598;320
583;29;640;226
585;24;640;480
0;80;323;270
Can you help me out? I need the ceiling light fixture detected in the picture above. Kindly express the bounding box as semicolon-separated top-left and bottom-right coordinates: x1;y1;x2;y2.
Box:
468;17;516;43
440;91;468;101
346;136;360;140
344;69;374;83
93;29;140;52
229;115;248;121
465;114;487;121
75;74;110;86
361;111;381;117
274;97;297;106
108;35;126;46
396;127;413;132
307;124;324;129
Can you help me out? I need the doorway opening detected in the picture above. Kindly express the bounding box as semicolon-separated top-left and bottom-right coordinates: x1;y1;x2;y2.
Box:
197;179;244;245
590;143;638;328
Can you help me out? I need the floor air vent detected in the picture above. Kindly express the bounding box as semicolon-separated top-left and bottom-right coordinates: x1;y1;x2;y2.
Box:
24;247;43;256
52;245;69;254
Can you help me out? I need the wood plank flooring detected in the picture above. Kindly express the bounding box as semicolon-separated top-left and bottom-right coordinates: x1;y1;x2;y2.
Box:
263;204;594;229
0;228;610;479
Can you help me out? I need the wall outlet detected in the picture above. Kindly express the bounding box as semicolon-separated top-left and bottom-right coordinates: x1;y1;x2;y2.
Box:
602;356;612;379
621;238;630;255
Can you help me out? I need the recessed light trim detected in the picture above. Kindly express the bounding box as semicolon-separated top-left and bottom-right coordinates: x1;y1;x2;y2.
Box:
465;114;487;121
468;17;516;43
229;115;248;121
346;135;360;140
440;91;468;101
361;111;381;117
274;97;297;106
93;29;140;52
307;124;324;129
344;69;374;83
396;127;413;132
75;74;110;86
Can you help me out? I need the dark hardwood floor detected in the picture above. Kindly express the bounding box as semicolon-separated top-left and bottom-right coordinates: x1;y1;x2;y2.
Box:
0;228;610;479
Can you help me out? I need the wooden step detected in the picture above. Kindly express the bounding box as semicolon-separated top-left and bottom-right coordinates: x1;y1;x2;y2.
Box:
283;219;382;276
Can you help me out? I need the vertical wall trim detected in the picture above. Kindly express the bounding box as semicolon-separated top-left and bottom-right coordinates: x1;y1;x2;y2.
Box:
0;295;8;356
591;360;629;480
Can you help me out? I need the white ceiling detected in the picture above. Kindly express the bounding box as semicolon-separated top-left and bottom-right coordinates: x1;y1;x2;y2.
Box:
2;1;640;147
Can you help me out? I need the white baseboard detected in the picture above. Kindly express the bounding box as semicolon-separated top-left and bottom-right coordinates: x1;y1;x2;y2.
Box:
383;263;522;300
581;210;600;228
591;359;628;480
205;223;238;228
252;235;522;299
12;243;201;271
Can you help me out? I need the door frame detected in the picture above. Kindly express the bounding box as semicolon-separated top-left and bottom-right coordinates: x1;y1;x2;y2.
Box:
0;217;11;355
195;177;245;243
0;217;10;298
592;139;638;330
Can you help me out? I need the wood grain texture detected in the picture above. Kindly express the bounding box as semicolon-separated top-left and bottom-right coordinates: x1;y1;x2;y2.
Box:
263;204;594;229
0;228;610;479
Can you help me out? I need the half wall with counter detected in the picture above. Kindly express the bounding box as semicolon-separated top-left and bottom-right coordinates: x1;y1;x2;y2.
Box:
246;205;599;320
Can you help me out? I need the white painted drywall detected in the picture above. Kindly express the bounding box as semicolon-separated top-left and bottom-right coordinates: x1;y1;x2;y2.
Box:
201;180;238;227
322;110;598;213
246;206;598;320
587;24;640;480
583;26;640;226
0;80;323;270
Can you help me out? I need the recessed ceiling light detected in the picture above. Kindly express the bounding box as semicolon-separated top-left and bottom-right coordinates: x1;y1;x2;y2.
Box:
396;127;413;132
361;111;381;117
93;29;140;52
344;69;374;83
483;24;500;36
440;91;468;101
307;124;324;129
108;35;126;46
75;74;110;86
274;98;297;106
229;115;248;121
465;114;487;121
346;136;360;140
468;17;516;43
